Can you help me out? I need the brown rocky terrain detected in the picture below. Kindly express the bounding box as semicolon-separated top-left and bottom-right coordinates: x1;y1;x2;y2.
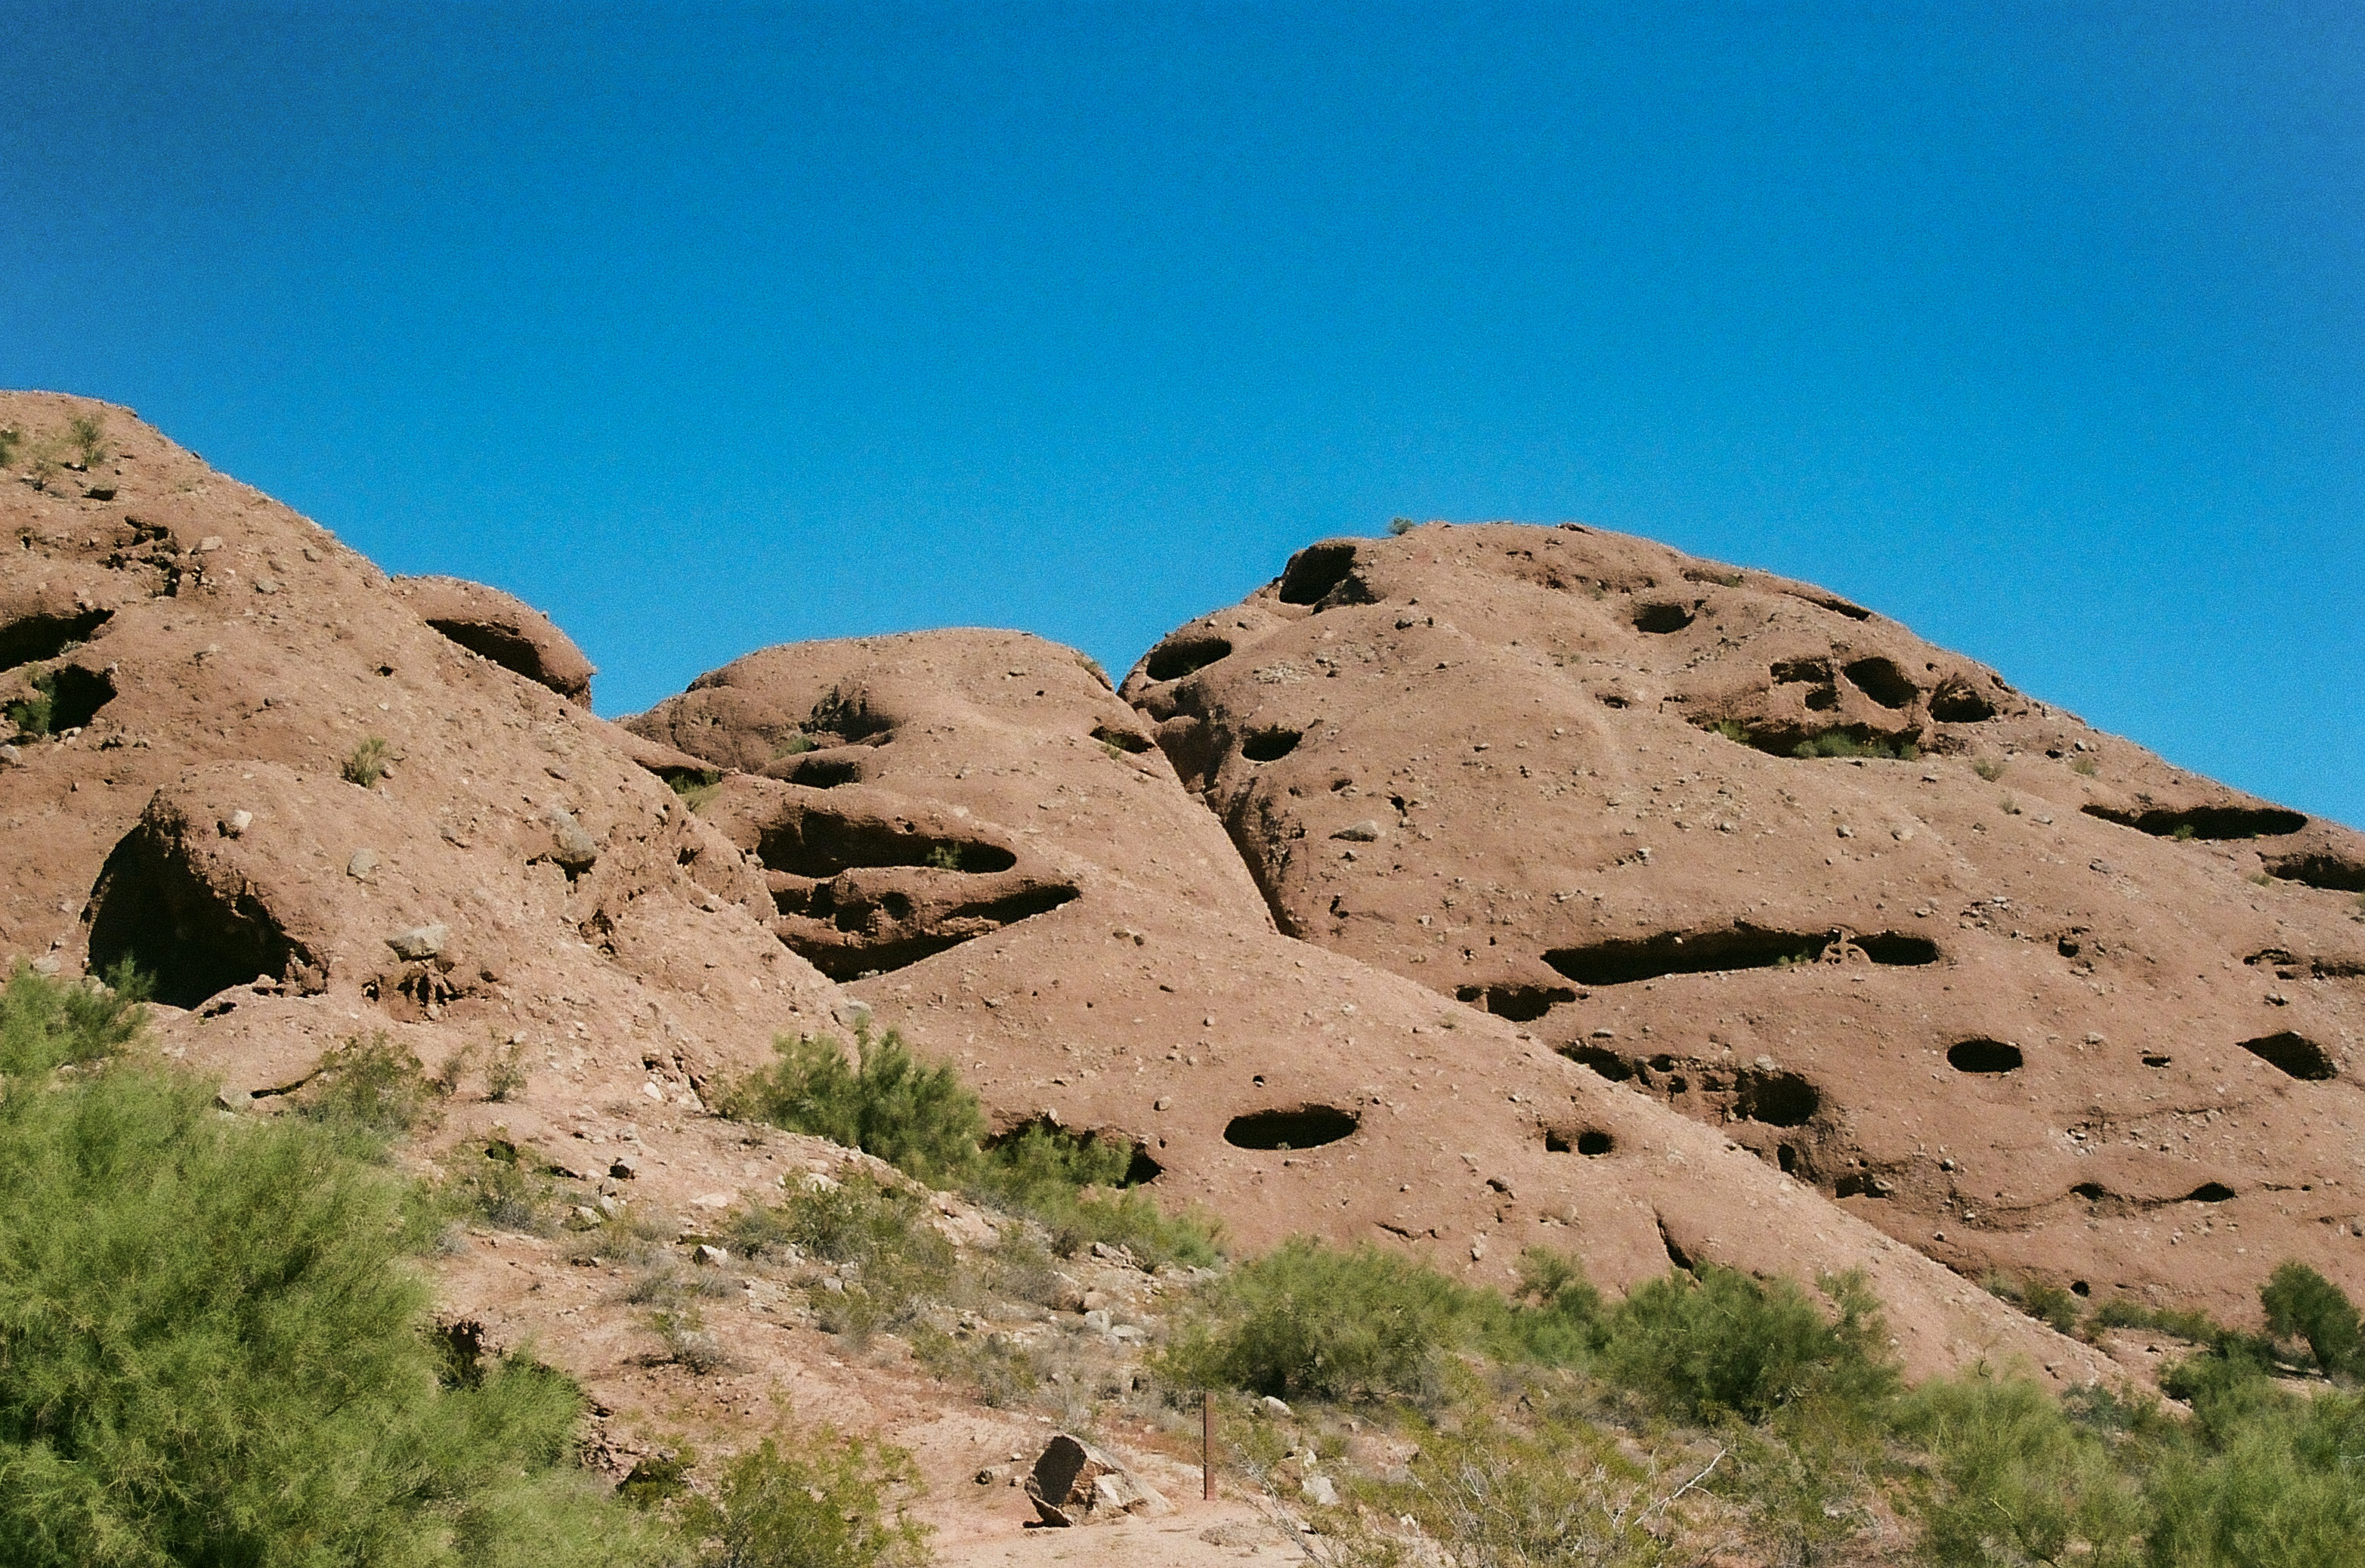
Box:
17;391;2349;1560
1118;523;2365;1327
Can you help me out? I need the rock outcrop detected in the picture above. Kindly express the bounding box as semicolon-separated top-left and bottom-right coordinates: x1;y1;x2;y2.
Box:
394;573;597;705
1119;522;2365;1326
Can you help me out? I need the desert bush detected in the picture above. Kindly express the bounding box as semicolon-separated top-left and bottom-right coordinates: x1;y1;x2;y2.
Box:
910;1325;1042;1407
453;1143;558;1235
0;425;20;467
2071;755;2099;777
344;732;392;787
668;769;723;810
2142;1353;2365;1568
1972;756;2007;782
299;1028;439;1138
1900;1371;2146;1568
722;1028;983;1187
973;1119;1220;1267
1388;515;1416;536
677;1431;931;1568
2258;1261;2362;1379
6;669;57;738
733;1174;959;1341
0;973;657;1566
1600;1265;1897;1425
1986;1273;2083;1338
0;960;148;1075
1499;1246;1609;1365
1791;730;1917;762
485;1037;530;1102
648;1304;735;1374
2086;1296;2223;1348
1161;1237;1510;1403
67;412;107;466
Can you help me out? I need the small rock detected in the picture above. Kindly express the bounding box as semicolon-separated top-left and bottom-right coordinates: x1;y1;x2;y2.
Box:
29;955;61;976
253;576;279;595
1082;1309;1113;1333
596;1194;626;1218
385;923;448;961
1835;824;1854;839
347;847;379;880
196;535;223;552
1080;1289;1111;1313
1302;1475;1339;1508
219;809;252;839
0;745;21;767
215;1086;250;1112
1331;820;1381;842
1154;1096;1171;1111
1022;1433;1169;1527
1048;1275;1088;1313
1260;1396;1294;1418
975;1467;1001;1486
693;1244;729;1267
546;809;598;872
570;1205;604;1229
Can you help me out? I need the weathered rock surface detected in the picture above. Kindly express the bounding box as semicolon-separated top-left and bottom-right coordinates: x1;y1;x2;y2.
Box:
632;632;2113;1382
1121;522;2365;1325
394;573;597;705
1022;1433;1168;1526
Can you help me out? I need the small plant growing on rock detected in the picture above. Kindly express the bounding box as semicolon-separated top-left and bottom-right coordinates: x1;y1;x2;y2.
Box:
1388;515;1417;537
342;734;391;787
771;733;817;759
484;1038;529;1102
1972;755;2007;781
298;1031;437;1139
5;670;57;738
923;843;966;871
667;769;722;811
677;1430;932;1568
647;1303;734;1374
68;413;109;468
2071;754;2099;777
0;425;20;469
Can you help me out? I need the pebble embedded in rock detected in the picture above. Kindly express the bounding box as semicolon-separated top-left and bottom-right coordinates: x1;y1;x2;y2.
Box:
385;923;448;960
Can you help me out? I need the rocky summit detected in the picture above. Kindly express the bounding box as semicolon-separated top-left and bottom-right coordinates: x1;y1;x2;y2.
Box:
6;392;2360;1559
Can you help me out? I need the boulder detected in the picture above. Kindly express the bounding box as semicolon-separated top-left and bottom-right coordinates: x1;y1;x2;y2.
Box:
1022;1433;1168;1526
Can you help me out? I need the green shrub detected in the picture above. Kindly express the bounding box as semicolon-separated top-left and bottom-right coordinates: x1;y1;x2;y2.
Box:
771;735;817;759
1972;756;2007;782
1986;1273;2084;1338
730;1174;958;1342
910;1325;1042;1406
345;733;392;787
2072;755;2100;777
2144;1355;2365;1568
722;1028;983;1188
972;1120;1220;1268
1500;1245;1609;1365
1900;1371;2146;1568
0;997;655;1565
2087;1296;2222;1347
485;1038;530;1103
6;670;57;738
67;413;107;466
0;961;148;1075
1160;1237;1510;1402
0;425;20;468
298;1029;439;1138
1373;1409;1691;1568
1387;515;1416;537
677;1431;930;1568
1790;730;1917;762
1600;1266;1897;1424
2258;1261;2362;1379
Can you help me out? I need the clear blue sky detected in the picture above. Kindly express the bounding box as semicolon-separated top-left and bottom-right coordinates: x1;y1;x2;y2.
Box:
5;5;2360;826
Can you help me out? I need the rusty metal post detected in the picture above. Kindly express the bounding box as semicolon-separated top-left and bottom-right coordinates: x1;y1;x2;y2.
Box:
1201;1390;1214;1500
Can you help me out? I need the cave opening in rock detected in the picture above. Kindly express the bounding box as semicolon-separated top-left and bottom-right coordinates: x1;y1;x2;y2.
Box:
1090;723;1152;754
1544;926;1938;987
1223;1105;1358;1151
86;825;318;1009
0;608;111;671
1145;635;1232;682
2080;803;2308;840
2237;1031;2336;1081
1947;1038;2023;1075
1841;657;1918;710
1455;983;1575;1022
1276;542;1363;605
1632;602;1696;635
1735;1069;1819;1127
2182;1183;2237;1204
1241;728;1303;762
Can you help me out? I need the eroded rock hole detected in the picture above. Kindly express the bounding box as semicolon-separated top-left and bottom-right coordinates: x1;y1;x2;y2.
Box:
2261;850;2365;893
1736;1069;1819;1127
2080;803;2308;840
2072;1182;2108;1202
1090;723;1152;754
2237;1031;2336;1081
1842;657;1918;710
1947;1038;2023;1074
1928;678;1996;723
1559;1043;1632;1081
1276;542;1363;606
1544;926;1937;987
87;824;320;1009
1241;728;1303;762
0;608;110;670
783;752;864;788
1544;1126;1614;1156
422;618;559;694
1633;602;1696;635
1454;982;1575;1022
2182;1183;2237;1204
1223;1105;1358;1151
1145;635;1232;682
14;665;117;734
985;1118;1160;1186
756;815;1018;878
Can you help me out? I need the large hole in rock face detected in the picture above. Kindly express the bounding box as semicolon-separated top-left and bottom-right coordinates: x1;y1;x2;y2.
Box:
422;618;560;695
1223;1105;1359;1151
756;812;1019;880
2237;1031;2336;1081
1455;982;1576;1022
1788;589;1872;622
1241;728;1303;762
1948;1038;2024;1074
1928;677;1996;723
2262;850;2365;893
2080;803;2308;840
86;825;320;1009
11;665;117;734
1736;1069;1820;1127
0;608;111;670
1276;542;1365;606
1771;658;1832;686
1145;635;1233;682
1090;723;1152;754
1632;602;1696;635
1842;657;1919;710
782;752;863;788
1544;926;1939;987
1559;1042;1633;1081
776;880;1080;979
985;1118;1161;1186
2182;1182;2237;1204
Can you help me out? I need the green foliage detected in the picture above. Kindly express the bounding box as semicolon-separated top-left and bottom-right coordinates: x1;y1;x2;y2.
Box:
910;1324;1042;1406
452;1144;558;1235
1972;756;2007;782
2087;1296;2222;1347
1600;1266;1897;1425
722;1028;1220;1266
345;732;392;787
66;413;107;466
722;1028;984;1187
1159;1237;1512;1402
728;1174;957;1342
0;988;654;1566
2172;822;2198;842
1387;515;1416;537
667;770;723;810
1501;1245;1609;1365
1709;718;1751;745
1901;1371;2146;1567
298;1029;439;1139
923;843;965;871
2258;1261;2362;1378
677;1432;931;1568
771;735;817;758
2071;755;2100;777
484;1038;530;1103
0;961;148;1076
6;669;57;738
1791;729;1918;762
1985;1274;2084;1338
1377;1409;1695;1568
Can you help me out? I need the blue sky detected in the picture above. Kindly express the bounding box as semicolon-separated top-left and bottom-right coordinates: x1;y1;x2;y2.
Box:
5;4;2360;825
